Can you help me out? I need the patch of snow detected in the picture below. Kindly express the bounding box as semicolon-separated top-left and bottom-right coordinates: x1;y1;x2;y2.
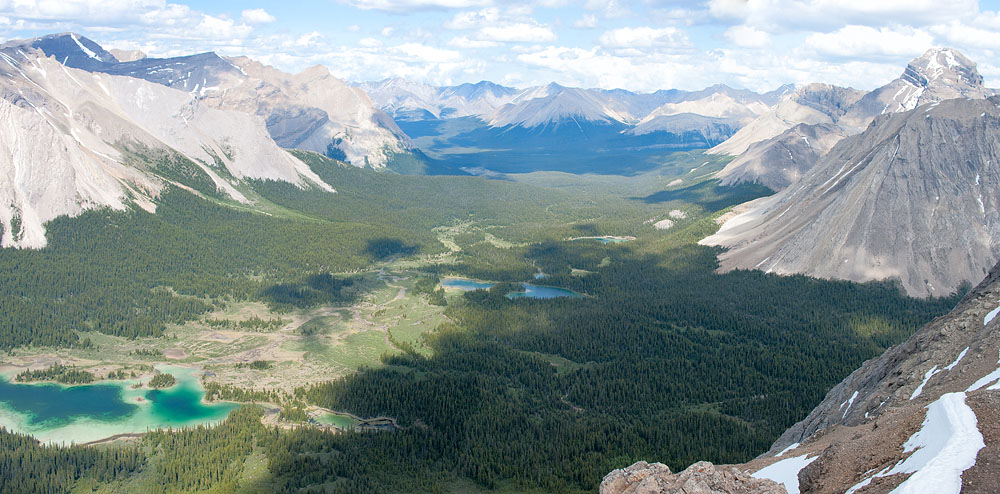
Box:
842;390;859;418
667;178;683;187
944;348;968;372
887;392;984;494
845;466;891;494
668;209;687;219
776;442;800;457
911;366;940;400
967;367;1000;392
983;302;1000;326
70;33;102;62
752;454;817;494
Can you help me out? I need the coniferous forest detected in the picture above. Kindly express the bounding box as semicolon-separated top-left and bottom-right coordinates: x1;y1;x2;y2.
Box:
0;151;962;493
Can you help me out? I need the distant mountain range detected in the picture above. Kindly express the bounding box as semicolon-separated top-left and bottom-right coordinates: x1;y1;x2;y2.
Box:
22;33;415;170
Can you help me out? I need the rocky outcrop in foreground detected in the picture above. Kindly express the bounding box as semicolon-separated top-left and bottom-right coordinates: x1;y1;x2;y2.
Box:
600;461;784;494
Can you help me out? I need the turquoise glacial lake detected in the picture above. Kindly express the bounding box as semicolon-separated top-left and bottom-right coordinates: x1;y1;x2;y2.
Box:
441;277;583;299
0;365;236;444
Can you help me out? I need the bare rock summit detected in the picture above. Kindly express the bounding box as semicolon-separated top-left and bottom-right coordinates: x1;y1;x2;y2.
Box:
601;461;785;494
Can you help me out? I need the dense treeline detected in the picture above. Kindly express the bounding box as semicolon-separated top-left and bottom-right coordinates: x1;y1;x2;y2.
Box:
0;428;143;494
293;237;960;491
16;364;96;384
146;407;266;494
149;372;176;389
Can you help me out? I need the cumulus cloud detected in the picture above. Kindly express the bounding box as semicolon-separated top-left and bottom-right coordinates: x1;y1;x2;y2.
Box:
394;42;461;62
340;0;493;13
598;26;690;48
716;0;977;32
444;7;499;29
584;0;630;19
479;23;555;42
573;14;598;29
446;35;499;48
444;6;555;43
724;25;771;48
803;25;933;59
241;8;275;24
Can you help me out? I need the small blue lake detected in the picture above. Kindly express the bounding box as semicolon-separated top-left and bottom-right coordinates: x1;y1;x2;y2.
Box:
441;277;583;299
570;236;634;244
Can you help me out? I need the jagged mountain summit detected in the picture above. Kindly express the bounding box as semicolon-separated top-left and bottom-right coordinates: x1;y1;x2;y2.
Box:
702;96;1000;297
603;260;1000;493
486;82;639;128
17;33;413;169
0;41;332;248
839;47;992;131
711;48;994;191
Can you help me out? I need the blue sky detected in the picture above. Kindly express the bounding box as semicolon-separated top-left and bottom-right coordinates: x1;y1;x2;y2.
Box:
1;1;1000;92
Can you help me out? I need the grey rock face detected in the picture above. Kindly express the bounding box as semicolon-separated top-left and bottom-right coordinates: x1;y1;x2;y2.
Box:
717;123;847;191
714;48;992;189
601;461;785;494
704;96;1000;297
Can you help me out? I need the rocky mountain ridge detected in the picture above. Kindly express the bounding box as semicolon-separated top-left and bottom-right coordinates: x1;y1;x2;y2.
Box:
711;48;993;190
14;33;412;169
704;96;1000;297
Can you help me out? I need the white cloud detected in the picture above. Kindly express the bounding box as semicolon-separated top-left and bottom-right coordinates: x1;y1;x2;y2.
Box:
340;0;492;13
931;20;1000;49
803;25;933;59
446;35;498;48
708;0;747;21
721;0;977;32
0;0;163;23
724;25;770;48
584;0;630;19
444;7;499;29
294;31;322;47
394;42;461;62
240;8;275;24
516;45;698;90
573;14;597;29
359;37;382;47
347;24;361;32
598;26;689;48
479;23;556;42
